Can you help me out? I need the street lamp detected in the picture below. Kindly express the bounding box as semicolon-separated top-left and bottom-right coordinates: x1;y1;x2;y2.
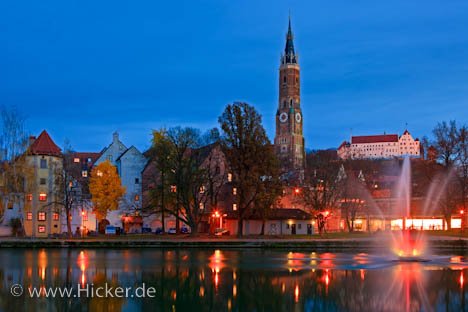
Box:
81;209;85;238
460;209;465;238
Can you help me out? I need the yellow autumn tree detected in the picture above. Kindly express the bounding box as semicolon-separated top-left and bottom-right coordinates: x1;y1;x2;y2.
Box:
89;160;126;221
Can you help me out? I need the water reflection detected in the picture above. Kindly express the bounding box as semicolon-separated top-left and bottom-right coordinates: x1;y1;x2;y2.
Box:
0;249;467;311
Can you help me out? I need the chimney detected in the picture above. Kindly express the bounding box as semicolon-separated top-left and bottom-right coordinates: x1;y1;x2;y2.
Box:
113;132;119;143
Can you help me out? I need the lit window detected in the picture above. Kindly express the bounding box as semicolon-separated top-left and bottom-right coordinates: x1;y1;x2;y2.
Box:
88;158;92;162
227;173;232;182
199;186;205;194
233;204;237;211
40;178;46;185
27;194;33;202
38;225;46;233
199;203;204;210
134;195;140;202
40;159;47;169
39;193;47;201
170;185;177;193
82;170;88;177
53;213;59;221
74;158;80;163
27;212;32;220
232;187;237;195
38;212;46;221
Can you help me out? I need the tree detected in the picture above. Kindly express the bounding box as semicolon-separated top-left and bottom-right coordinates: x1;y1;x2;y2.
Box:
430;121;462;229
456;125;468;214
0;106;30;224
166;127;201;233
89;160;126;222
298;150;343;234
253;149;283;235
146;128;176;233
218;102;275;237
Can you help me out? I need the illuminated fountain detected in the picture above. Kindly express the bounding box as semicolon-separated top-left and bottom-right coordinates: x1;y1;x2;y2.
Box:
390;157;428;261
387;156;455;261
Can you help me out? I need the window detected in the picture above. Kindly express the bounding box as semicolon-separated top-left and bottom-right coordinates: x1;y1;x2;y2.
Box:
298;224;302;229
74;158;80;163
38;225;46;233
39;193;47;201
134;195;140;202
53;213;59;221
283;76;286;83
199;203;204;210
135;178;140;184
40;159;47;169
227;173;233;182
82;170;88;177
232;204;237;211
170;185;177;193
38;212;46;221
232;187;237;195
27;212;32;220
27;194;33;202
286;224;290;229
40;178;46;185
88;158;92;162
199;186;206;194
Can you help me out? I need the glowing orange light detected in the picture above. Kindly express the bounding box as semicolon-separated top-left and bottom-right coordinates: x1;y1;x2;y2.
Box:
461;210;465;215
460;272;464;288
294;188;300;194
324;210;330;217
294;285;300;303
360;269;365;281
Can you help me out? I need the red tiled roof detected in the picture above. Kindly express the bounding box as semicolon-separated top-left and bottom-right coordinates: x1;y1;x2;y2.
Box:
351;134;398;144
29;130;61;156
338;141;350;150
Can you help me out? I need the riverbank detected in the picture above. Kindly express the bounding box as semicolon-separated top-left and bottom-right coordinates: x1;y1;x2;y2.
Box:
1;235;468;251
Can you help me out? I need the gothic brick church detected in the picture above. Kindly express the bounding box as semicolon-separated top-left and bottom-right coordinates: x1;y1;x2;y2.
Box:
274;18;306;181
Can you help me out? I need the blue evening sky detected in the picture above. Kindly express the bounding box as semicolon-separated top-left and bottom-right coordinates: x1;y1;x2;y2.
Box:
1;0;467;152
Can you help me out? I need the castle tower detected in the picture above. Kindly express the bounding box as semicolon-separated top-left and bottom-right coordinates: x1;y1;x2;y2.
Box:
274;17;305;178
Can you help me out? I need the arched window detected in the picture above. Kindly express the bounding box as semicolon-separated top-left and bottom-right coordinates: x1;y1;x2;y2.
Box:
283;76;287;83
290;99;293;107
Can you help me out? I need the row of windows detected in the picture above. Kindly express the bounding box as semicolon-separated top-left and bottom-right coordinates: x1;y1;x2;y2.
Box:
26;212;59;221
26;193;48;202
198;203;238;211
74;157;93;163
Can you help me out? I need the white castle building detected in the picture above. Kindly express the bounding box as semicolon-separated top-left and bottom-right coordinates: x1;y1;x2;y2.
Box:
337;130;421;160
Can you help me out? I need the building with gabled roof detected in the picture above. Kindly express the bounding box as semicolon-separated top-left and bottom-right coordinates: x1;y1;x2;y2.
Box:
94;132;147;232
337;130;421;160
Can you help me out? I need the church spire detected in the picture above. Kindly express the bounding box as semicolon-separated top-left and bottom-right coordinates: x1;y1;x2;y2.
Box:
282;16;297;64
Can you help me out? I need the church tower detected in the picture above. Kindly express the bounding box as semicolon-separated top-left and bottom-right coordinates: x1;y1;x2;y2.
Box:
274;17;305;178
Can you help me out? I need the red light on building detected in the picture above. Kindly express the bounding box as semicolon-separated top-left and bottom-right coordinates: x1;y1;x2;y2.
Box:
294;188;300;194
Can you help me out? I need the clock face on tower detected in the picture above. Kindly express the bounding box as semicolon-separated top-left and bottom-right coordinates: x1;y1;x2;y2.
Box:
295;113;302;123
279;112;288;123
